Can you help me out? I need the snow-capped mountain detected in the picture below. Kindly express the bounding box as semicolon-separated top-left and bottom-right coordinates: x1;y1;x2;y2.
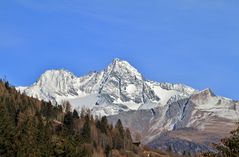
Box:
18;58;239;155
18;58;196;116
108;88;239;155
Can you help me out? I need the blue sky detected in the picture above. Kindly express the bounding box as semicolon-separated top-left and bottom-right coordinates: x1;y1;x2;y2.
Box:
0;0;238;100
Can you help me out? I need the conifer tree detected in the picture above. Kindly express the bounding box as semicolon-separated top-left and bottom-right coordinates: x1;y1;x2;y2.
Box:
96;116;108;134
0;80;141;156
113;119;125;149
73;109;79;119
63;112;74;131
115;119;124;138
81;115;91;143
0;105;15;156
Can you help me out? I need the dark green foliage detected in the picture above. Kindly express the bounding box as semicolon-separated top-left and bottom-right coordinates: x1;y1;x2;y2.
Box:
115;119;124;138
0;80;138;157
96;116;109;134
0;104;15;156
113;119;125;149
81;115;91;143
63;112;74;131
72;109;79;119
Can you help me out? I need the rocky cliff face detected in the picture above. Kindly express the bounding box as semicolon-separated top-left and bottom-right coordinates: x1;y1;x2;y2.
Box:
18;58;239;155
18;58;196;116
107;88;239;156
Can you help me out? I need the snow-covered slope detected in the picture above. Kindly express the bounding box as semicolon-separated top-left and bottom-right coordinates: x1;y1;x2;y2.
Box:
18;58;239;155
108;88;239;155
18;58;196;116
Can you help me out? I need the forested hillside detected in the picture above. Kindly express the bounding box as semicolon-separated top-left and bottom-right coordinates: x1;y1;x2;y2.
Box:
0;80;145;157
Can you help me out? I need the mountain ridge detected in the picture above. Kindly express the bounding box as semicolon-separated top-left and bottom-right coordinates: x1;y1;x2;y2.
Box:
17;58;239;155
18;58;199;116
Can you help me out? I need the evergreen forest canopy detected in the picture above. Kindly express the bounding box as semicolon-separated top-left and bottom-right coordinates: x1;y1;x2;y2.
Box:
0;80;141;157
0;79;238;157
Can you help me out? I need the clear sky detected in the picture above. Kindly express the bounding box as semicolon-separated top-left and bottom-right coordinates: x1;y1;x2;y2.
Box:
0;0;238;100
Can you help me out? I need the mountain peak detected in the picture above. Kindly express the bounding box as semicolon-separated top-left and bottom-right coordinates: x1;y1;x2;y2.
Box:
191;88;215;102
200;88;215;97
19;59;203;117
41;69;74;76
107;58;142;79
35;69;76;86
112;58;122;63
111;58;130;67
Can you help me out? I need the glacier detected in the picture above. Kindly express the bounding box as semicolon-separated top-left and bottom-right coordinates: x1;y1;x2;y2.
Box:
18;58;197;116
18;58;239;155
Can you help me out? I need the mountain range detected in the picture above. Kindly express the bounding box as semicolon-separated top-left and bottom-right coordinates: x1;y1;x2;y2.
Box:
18;58;239;155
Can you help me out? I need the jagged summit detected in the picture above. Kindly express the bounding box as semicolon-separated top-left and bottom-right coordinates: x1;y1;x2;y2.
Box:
191;88;215;102
35;58;141;88
199;88;215;96
17;58;239;155
40;68;74;75
113;57;121;62
36;69;76;84
19;58;199;116
105;58;142;80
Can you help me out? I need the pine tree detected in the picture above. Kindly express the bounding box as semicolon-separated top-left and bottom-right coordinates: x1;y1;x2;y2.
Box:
0;80;140;156
81;115;91;143
63;112;74;131
73;109;79;119
96;116;108;134
125;128;133;150
113;119;125;149
115;119;124;138
0;105;15;156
